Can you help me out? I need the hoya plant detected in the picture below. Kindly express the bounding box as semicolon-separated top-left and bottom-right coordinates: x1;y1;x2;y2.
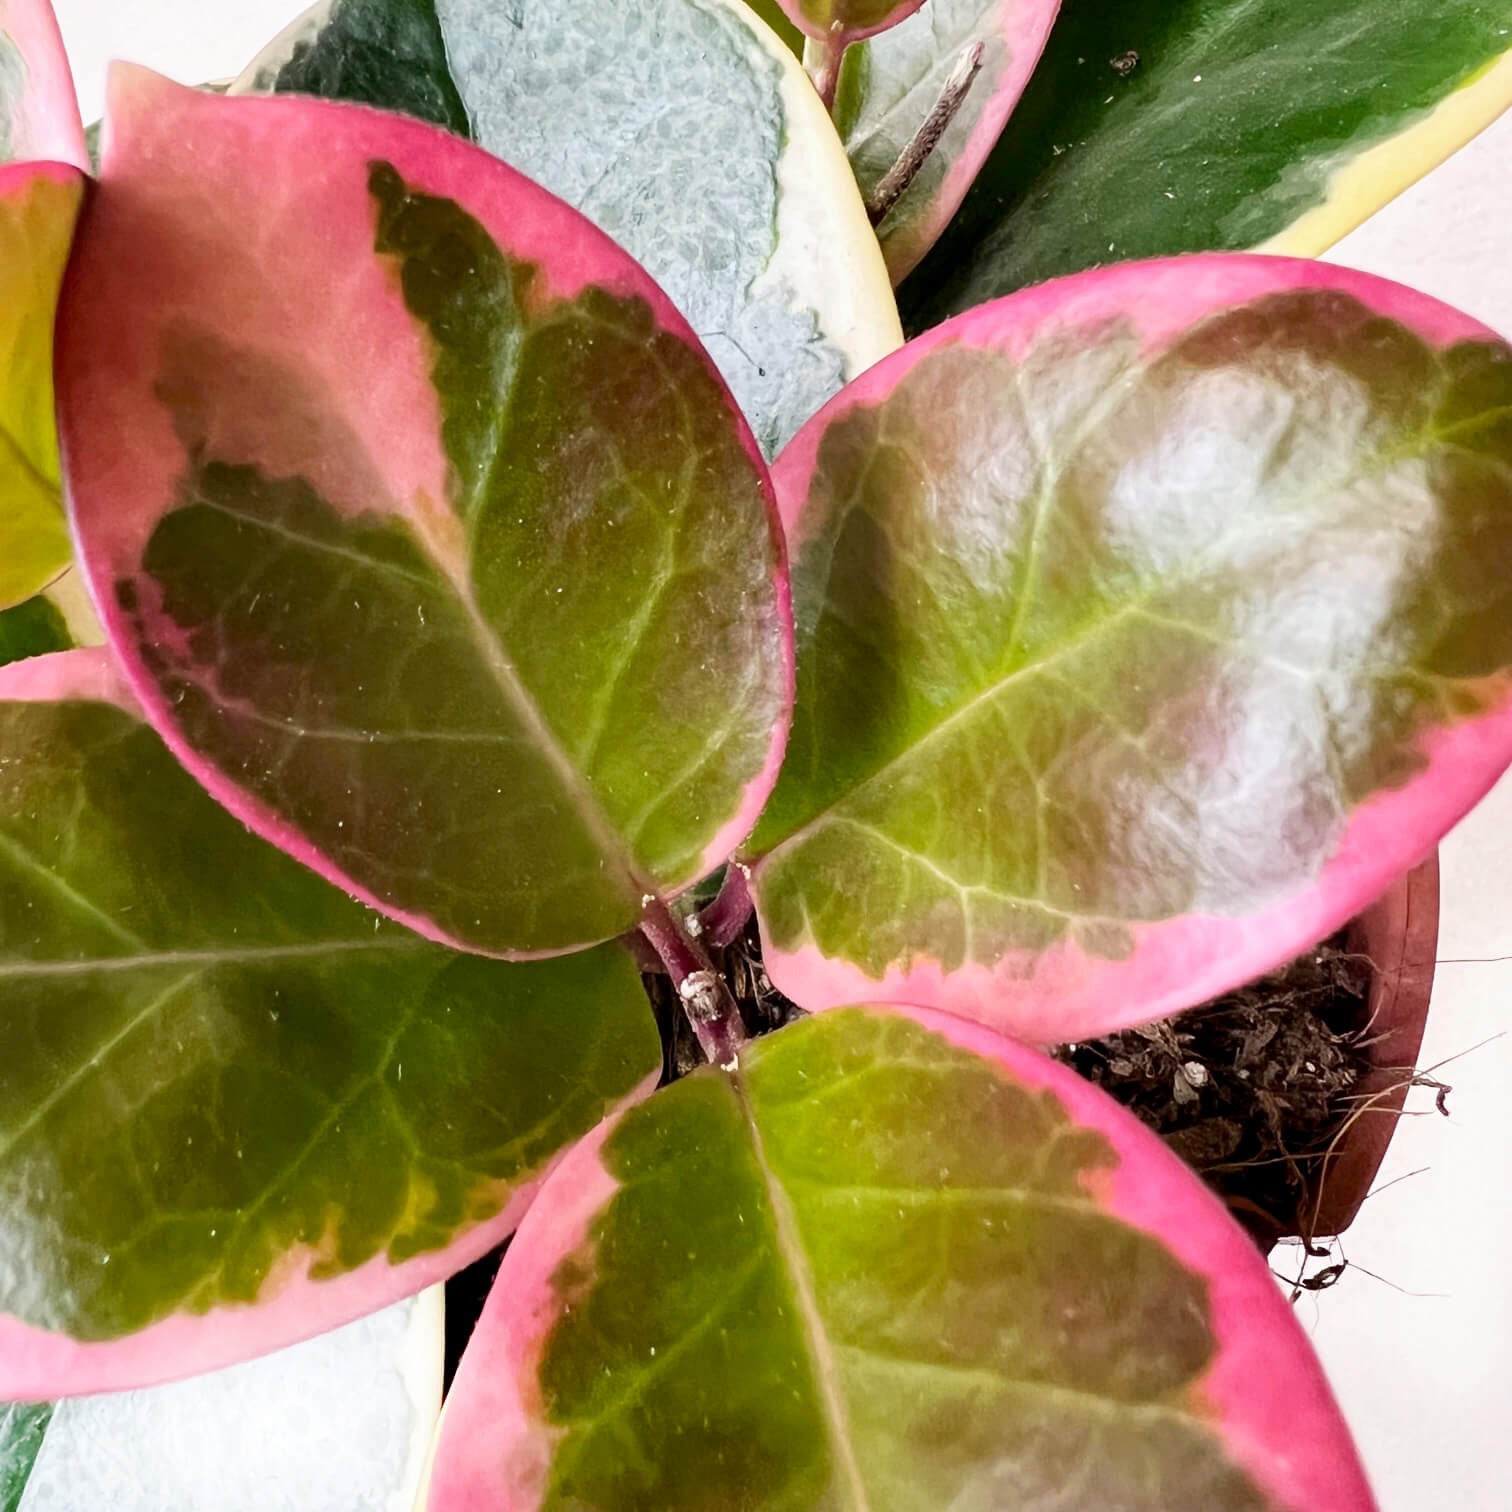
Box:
4;0;1512;1505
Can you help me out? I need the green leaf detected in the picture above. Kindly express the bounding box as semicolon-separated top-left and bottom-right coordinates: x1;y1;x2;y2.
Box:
235;0;900;458
0;163;80;611
902;0;1512;328
428;1007;1373;1510
0;4;89;609
749;259;1512;1043
0;649;660;1393
0;593;69;667
244;0;468;134
0;1403;51;1512
62;70;794;956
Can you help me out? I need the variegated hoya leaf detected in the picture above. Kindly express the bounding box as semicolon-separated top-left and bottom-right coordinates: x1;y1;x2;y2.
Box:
0;159;80;611
835;0;1061;283
0;650;661;1396
428;1006;1375;1511
904;0;1512;328
233;0;901;458
0;0;87;169
60;68;794;958
748;255;1512;1044
780;0;926;44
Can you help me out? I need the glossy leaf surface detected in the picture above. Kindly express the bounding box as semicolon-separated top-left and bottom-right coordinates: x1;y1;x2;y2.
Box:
234;0;900;458
903;0;1512;328
750;256;1512;1043
0;160;80;611
835;0;1060;283
0;0;87;168
61;68;793;956
429;1006;1375;1511
0;649;660;1396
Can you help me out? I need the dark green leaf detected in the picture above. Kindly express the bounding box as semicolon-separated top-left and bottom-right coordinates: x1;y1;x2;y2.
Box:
902;0;1512;328
0;651;660;1392
0;594;68;667
428;1007;1373;1510
0;1403;51;1512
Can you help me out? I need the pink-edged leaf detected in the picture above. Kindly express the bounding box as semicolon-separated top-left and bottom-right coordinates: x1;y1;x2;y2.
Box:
836;0;1062;284
0;0;86;170
747;254;1512;1044
428;1004;1375;1511
59;67;793;958
0;648;661;1397
0;158;81;612
233;0;902;462
781;0;926;46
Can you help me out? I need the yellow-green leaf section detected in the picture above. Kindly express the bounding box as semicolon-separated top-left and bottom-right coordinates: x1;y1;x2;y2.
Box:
0;166;78;610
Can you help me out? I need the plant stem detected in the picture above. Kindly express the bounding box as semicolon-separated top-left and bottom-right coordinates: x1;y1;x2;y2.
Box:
620;926;667;975
865;40;985;226
699;863;755;949
806;34;847;113
638;897;748;1067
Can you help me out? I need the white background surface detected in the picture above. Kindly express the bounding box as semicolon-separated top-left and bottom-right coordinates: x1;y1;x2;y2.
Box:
45;3;1512;1507
19;1292;440;1512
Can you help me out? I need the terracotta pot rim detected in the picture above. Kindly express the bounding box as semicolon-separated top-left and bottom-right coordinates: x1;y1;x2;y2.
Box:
1272;852;1441;1245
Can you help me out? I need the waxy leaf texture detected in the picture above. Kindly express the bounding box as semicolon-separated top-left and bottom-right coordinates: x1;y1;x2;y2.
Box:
752;256;1512;1042
905;0;1512;327
429;1007;1374;1511
235;0;901;457
835;0;1061;282
60;69;794;957
0;650;660;1396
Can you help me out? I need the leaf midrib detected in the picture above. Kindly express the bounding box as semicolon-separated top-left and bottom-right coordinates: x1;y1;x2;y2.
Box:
404;300;662;913
761;344;1492;873
192;475;656;916
0;971;203;1163
0;938;427;979
734;1068;875;1512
